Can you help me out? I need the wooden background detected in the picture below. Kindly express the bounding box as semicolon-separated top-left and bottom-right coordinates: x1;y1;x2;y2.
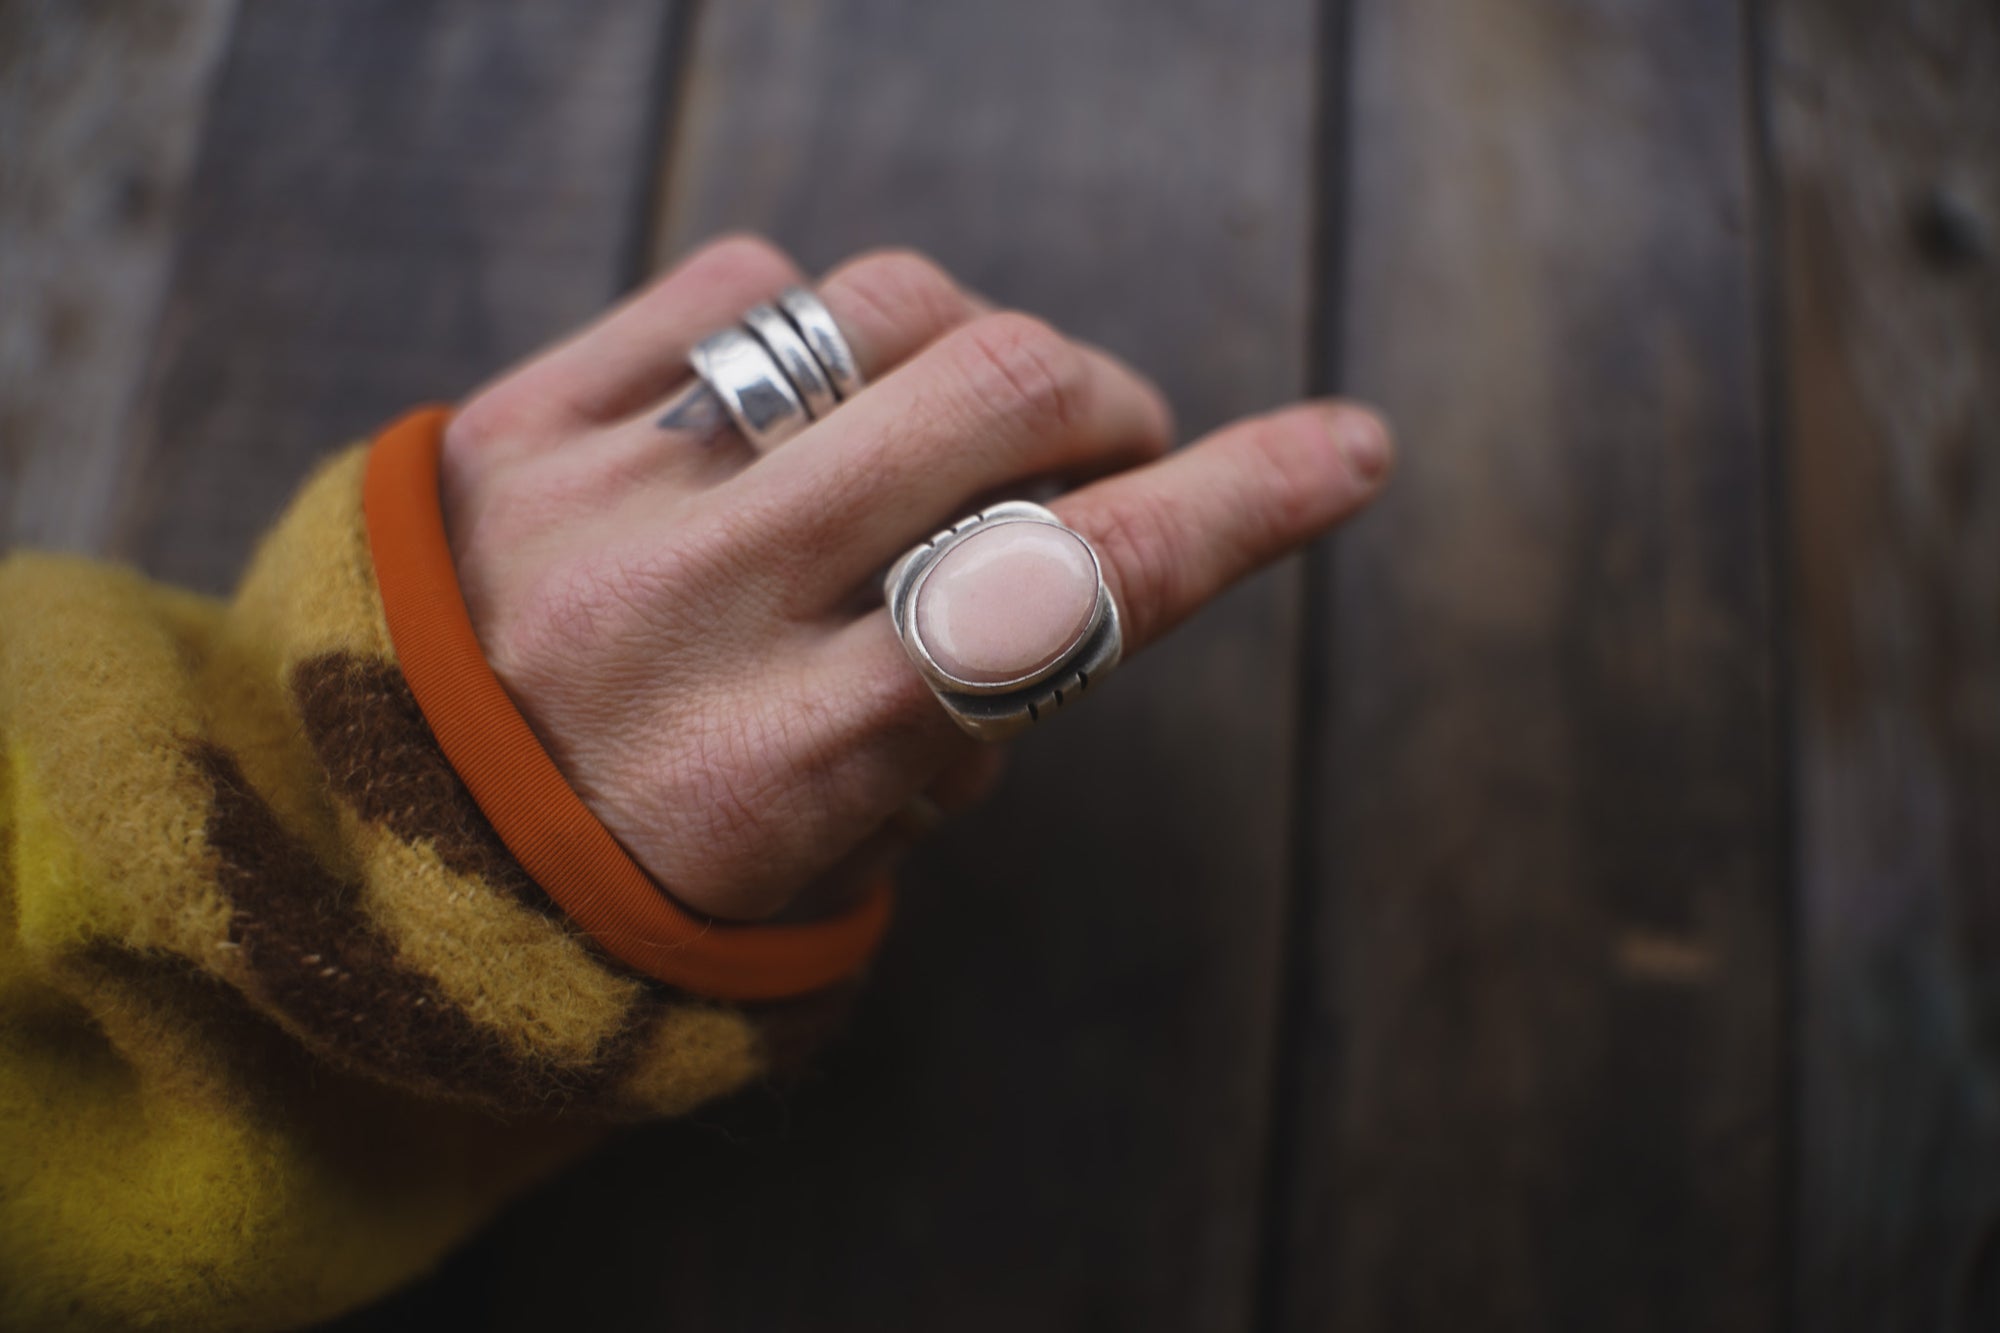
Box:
3;0;1995;1328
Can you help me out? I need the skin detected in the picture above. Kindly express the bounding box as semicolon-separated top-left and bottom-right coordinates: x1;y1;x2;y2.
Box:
438;235;1393;922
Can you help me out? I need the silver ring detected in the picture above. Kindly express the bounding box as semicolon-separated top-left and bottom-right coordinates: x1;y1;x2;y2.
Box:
686;286;865;453
883;500;1122;741
778;286;865;400
743;303;839;419
688;326;809;452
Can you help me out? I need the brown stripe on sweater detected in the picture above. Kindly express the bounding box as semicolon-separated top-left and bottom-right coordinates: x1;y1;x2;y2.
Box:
290;652;557;916
187;738;652;1117
290;653;866;1085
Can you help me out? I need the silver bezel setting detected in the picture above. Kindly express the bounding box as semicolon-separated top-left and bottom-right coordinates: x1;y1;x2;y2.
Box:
883;500;1123;741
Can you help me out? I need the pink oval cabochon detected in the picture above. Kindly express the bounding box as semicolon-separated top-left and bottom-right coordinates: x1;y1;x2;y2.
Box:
913;521;1098;685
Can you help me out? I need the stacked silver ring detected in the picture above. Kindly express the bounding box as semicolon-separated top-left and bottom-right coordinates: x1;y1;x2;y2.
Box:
687;287;864;452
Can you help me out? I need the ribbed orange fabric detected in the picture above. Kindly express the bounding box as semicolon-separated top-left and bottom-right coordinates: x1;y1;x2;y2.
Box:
361;406;891;1000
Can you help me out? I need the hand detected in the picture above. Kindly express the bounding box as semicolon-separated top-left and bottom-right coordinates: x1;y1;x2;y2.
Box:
437;236;1392;922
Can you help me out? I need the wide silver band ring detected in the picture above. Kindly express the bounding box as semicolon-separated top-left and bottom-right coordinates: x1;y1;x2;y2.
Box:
689;327;808;450
743;303;839;419
883;500;1123;741
779;287;864;400
686;285;865;453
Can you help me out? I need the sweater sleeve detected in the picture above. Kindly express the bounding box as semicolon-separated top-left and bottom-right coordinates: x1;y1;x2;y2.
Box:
0;427;869;1330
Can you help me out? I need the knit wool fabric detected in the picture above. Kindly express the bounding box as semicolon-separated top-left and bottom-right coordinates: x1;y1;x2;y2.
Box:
0;442;849;1330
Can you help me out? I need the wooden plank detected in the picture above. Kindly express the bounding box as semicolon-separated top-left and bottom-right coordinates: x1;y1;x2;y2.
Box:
1268;2;1783;1327
477;2;1319;1328
1765;1;2000;1327
110;0;682;592
0;0;237;555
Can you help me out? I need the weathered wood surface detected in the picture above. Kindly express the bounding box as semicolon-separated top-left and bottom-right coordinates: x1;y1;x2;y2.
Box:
108;0;684;593
0;0;236;555
1268;2;1782;1328
4;0;1997;1329
1767;0;2000;1328
473;1;1318;1329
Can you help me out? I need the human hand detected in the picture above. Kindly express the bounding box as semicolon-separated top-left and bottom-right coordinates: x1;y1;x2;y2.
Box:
437;236;1392;922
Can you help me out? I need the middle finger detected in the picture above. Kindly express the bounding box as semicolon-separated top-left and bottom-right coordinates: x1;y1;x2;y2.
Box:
710;310;1174;615
593;247;997;488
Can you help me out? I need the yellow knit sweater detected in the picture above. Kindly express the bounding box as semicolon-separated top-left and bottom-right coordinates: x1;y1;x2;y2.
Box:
0;443;839;1329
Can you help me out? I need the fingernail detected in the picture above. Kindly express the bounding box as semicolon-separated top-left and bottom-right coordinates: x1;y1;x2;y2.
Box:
1331;408;1393;483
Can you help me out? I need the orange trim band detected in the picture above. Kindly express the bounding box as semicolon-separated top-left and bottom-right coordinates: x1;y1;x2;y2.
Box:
362;406;891;1001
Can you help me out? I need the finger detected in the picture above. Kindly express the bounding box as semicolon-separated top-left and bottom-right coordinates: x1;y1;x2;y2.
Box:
810;246;990;386
1056;400;1393;653
797;400;1391;819
494;233;806;430
576;247;995;493
604;246;991;454
604;241;988;438
713;311;1175;613
634;401;1385;925
624;245;986;434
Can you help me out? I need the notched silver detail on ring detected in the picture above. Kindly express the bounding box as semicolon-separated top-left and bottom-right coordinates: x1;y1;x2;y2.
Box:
883;500;1123;742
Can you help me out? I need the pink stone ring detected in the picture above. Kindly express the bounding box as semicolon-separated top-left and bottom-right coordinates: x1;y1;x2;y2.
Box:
883;501;1123;740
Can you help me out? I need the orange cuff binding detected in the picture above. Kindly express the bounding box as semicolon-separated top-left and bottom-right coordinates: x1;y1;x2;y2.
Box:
362;406;891;1001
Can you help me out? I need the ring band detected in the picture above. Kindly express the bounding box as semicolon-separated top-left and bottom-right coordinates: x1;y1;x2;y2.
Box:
883;500;1123;741
743;303;839;419
689;326;809;451
778;287;864;400
686;285;866;453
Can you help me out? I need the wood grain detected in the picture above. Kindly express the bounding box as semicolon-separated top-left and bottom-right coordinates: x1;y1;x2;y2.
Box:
23;0;1992;1327
1269;2;1783;1327
110;0;682;591
1766;1;2000;1328
476;2;1320;1329
0;0;236;555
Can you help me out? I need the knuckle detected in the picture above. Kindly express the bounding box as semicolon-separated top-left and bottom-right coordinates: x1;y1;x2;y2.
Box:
837;247;964;332
442;389;527;460
956;311;1086;435
685;231;797;288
